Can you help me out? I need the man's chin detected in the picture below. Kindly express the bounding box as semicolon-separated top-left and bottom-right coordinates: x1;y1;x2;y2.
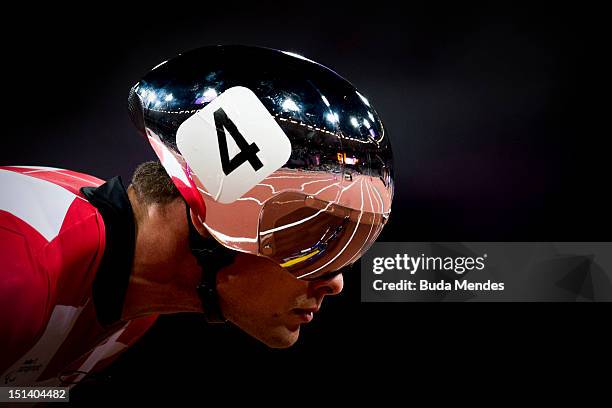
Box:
258;324;301;349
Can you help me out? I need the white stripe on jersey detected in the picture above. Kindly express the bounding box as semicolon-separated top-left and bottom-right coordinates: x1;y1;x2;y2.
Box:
0;169;77;241
70;326;128;384
9;165;63;172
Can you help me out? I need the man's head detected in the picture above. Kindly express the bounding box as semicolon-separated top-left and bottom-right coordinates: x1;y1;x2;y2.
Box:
127;47;394;345
126;161;344;348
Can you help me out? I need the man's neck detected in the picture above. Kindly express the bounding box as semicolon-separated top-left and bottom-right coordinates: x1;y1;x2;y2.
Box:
120;188;203;320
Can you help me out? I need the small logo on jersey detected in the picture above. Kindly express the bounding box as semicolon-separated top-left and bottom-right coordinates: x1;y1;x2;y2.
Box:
4;358;43;384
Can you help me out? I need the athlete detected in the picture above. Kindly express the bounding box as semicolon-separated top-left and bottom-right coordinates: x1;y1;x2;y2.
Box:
0;45;394;386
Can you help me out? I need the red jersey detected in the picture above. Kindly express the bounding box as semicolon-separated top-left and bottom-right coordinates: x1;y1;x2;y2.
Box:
0;165;157;387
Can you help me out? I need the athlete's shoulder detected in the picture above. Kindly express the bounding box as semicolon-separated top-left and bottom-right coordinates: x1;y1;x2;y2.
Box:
0;165;105;252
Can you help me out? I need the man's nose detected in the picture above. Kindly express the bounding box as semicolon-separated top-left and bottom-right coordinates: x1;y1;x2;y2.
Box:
309;273;344;296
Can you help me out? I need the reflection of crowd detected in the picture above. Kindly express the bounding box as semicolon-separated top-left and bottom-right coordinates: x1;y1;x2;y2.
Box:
281;124;391;179
287;145;374;176
287;145;330;171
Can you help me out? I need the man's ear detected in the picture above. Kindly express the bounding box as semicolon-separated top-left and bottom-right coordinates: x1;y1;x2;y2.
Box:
126;184;137;200
189;208;209;238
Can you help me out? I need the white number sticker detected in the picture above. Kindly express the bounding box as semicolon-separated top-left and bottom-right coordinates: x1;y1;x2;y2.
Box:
176;86;291;203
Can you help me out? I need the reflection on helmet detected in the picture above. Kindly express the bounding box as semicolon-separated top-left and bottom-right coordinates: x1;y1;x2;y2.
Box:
128;45;394;279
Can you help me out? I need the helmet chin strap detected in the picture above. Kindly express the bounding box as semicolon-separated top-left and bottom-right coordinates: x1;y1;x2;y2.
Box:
185;204;236;323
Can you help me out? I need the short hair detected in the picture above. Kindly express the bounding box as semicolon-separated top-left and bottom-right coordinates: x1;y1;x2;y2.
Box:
131;161;181;205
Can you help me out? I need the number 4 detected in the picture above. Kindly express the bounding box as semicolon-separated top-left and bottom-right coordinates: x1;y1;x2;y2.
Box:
214;107;264;175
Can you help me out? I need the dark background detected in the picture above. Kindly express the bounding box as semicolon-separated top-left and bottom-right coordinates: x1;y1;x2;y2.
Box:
3;4;608;401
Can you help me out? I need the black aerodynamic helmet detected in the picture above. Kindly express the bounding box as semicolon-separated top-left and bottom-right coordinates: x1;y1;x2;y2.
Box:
128;45;394;280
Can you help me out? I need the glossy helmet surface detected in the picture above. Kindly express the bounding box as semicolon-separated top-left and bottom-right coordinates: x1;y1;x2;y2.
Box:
128;45;393;279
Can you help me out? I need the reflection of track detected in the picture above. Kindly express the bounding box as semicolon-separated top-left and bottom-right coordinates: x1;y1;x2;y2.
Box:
203;169;392;275
294;175;388;278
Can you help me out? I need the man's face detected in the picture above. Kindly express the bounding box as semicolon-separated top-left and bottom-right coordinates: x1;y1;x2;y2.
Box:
216;253;344;348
